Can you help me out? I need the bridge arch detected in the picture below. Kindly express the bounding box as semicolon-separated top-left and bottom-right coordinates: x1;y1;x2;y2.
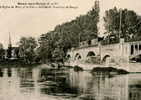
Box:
87;51;96;57
102;55;110;62
74;53;82;60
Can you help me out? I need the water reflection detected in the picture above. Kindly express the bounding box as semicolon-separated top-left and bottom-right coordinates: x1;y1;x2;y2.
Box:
0;66;140;100
7;68;12;77
0;68;3;77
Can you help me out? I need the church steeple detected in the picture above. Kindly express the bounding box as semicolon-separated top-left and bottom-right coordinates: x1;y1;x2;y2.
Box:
94;0;100;12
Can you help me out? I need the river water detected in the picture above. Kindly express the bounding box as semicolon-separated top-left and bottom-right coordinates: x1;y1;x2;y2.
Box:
0;65;140;100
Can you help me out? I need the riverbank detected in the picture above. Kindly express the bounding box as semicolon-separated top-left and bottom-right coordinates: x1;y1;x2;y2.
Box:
0;59;41;68
1;59;141;73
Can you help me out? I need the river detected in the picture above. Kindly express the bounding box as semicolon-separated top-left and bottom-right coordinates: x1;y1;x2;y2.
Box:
0;65;140;100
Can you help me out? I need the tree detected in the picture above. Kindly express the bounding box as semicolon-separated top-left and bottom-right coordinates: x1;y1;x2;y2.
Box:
0;43;5;60
38;6;99;63
14;47;20;58
104;7;140;42
104;7;119;35
18;37;37;64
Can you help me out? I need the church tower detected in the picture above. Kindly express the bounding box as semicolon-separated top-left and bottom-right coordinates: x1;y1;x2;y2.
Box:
94;0;100;12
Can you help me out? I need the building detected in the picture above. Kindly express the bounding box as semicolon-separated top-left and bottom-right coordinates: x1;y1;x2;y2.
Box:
5;33;21;59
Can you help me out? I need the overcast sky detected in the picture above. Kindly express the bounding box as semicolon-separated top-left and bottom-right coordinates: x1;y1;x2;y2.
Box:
0;0;141;48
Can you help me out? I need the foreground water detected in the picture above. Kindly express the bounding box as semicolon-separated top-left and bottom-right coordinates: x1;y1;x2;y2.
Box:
0;65;141;100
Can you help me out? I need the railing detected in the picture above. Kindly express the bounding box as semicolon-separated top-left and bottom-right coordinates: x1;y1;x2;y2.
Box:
101;39;119;45
68;37;141;52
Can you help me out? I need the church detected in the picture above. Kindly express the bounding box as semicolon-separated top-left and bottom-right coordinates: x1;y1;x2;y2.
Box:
5;33;21;59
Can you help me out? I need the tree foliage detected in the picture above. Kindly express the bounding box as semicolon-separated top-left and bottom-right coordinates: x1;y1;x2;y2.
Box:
38;7;99;63
18;37;38;64
104;7;141;41
0;43;5;60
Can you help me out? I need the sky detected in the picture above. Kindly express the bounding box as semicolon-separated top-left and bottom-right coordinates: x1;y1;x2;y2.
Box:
0;0;141;48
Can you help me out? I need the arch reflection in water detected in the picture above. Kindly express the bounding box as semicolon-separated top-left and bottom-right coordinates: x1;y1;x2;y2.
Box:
7;68;12;77
68;70;130;100
128;74;141;100
0;68;13;77
0;68;3;77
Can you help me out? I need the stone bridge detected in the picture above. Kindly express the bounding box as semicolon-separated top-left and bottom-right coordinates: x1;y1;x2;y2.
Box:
67;39;141;63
